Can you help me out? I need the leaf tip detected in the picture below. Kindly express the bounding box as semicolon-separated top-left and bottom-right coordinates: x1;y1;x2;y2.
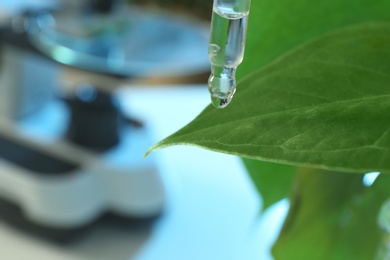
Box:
144;139;176;157
144;143;161;157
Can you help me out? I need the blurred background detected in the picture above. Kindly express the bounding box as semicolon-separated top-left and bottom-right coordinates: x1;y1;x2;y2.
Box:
0;0;287;259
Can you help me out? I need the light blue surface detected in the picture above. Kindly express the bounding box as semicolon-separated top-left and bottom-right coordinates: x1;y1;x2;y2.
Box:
0;2;287;259
0;85;288;260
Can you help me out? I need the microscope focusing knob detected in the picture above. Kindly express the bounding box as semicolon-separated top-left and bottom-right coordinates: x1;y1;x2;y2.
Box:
65;84;121;152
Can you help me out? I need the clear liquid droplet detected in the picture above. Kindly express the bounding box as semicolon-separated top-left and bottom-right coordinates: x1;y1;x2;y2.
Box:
211;94;233;109
208;67;236;108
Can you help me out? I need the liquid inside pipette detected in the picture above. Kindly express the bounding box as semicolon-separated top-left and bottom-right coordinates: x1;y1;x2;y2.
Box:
208;5;249;108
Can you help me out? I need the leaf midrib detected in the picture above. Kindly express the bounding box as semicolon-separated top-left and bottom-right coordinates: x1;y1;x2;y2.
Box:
174;94;390;139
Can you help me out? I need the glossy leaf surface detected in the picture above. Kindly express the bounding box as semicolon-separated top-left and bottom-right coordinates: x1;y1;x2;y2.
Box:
148;22;390;174
239;0;390;78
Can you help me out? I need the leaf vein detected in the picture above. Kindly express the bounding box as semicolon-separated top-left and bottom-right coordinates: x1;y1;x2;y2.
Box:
173;94;390;141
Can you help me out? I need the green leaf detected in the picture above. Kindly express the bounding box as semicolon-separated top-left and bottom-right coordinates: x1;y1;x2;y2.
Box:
272;169;390;260
239;0;390;79
147;22;390;174
242;159;295;212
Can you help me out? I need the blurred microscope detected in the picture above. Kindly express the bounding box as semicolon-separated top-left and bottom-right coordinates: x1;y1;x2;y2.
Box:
0;0;209;242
